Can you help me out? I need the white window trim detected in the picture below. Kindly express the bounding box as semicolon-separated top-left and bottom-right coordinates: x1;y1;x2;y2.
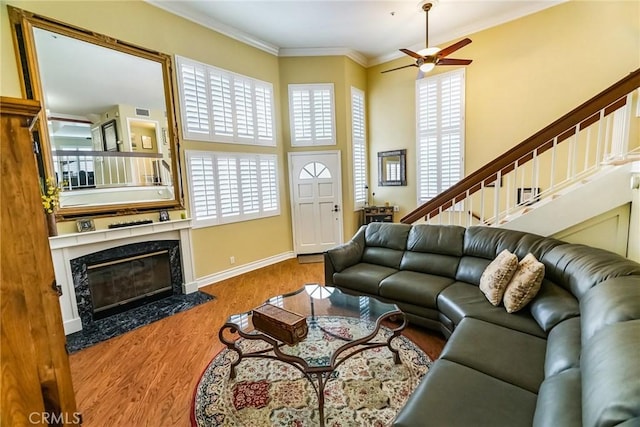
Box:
415;68;465;207
288;83;336;146
176;55;276;147
185;150;280;228
351;86;367;210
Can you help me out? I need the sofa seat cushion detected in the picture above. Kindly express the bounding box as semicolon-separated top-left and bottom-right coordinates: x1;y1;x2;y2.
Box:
440;317;546;393
533;368;582;427
393;359;537;427
544;317;581;377
379;271;454;309
437;282;546;338
332;263;396;295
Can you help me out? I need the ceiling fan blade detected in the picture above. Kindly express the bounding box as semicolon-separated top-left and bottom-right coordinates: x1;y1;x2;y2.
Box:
437;38;472;58
400;48;424;60
381;63;418;73
437;58;473;66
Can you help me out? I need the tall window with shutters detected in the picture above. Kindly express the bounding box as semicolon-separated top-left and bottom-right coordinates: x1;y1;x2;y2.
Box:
351;87;367;209
185;151;280;227
416;69;465;205
288;84;336;146
176;56;275;146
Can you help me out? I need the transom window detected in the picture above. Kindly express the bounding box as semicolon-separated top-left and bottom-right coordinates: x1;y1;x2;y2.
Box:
299;162;331;180
288;84;336;146
176;56;275;146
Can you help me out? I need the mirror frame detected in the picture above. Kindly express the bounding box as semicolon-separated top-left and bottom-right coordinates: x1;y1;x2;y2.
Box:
378;149;407;186
8;6;183;218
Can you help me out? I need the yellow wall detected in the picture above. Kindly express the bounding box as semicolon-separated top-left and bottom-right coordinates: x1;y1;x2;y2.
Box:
367;0;640;220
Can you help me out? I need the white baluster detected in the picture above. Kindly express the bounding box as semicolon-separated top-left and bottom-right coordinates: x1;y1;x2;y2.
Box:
550;138;557;191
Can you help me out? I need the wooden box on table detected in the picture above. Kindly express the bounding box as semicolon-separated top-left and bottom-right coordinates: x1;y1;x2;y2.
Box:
252;303;308;345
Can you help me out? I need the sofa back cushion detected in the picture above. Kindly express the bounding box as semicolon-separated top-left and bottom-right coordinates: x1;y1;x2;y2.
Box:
463;226;564;260
544;317;581;378
533;368;582;427
580;275;640;344
399;252;460;278
455;256;492;285
361;223;411;269
581;320;640;427
406;224;465;256
541;244;640;300
529;280;580;332
364;222;411;250
399;224;465;277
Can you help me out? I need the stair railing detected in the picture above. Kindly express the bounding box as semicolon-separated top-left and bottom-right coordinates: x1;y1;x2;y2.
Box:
401;69;640;226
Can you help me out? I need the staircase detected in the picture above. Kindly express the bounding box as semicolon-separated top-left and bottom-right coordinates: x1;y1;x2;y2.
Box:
401;69;640;235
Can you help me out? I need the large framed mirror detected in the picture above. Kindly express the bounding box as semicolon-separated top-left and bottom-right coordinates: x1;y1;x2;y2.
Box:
378;149;407;186
9;6;183;218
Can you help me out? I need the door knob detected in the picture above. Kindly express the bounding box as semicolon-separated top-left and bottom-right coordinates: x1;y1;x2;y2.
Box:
333;205;340;212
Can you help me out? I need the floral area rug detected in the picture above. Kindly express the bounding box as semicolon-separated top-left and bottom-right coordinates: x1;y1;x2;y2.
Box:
192;317;431;426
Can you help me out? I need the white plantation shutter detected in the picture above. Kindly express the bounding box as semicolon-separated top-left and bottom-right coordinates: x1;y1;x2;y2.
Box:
289;84;336;146
416;69;465;205
260;157;278;212
186;151;280;227
217;156;240;218
186;155;217;222
239;157;259;214
234;79;254;140
210;71;233;137
179;62;209;138
255;84;274;142
176;56;275;146
351;87;367;209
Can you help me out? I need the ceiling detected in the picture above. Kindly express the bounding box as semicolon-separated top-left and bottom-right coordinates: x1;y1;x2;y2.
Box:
147;0;564;66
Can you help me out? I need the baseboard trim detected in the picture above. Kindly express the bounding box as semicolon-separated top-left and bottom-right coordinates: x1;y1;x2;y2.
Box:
196;251;296;288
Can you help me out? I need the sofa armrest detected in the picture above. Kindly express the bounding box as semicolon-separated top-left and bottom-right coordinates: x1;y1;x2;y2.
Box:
324;226;366;284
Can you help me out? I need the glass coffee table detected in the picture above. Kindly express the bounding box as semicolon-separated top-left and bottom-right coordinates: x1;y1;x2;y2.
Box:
218;284;406;427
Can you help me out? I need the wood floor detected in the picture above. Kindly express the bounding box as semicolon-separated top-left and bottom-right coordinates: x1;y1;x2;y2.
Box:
69;258;446;426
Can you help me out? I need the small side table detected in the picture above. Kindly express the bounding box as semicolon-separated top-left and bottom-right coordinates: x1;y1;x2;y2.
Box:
363;206;394;224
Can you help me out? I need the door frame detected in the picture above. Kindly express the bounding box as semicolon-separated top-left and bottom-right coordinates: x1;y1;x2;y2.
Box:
288;150;344;255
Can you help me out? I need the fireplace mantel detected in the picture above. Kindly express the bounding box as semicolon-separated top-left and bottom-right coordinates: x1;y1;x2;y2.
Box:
49;219;197;334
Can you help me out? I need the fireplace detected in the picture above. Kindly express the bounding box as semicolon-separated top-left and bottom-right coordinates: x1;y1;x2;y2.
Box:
87;249;173;320
71;240;182;328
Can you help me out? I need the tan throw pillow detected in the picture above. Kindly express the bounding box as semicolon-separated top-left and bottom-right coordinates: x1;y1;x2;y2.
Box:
479;249;519;306
503;253;545;313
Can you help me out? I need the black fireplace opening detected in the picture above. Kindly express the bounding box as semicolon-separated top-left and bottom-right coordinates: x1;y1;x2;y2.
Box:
71;240;183;328
87;250;173;320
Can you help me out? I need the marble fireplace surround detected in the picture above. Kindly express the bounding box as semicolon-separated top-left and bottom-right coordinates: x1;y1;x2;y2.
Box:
49;219;197;335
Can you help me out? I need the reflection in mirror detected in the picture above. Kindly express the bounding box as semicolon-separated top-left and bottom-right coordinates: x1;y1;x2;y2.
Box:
378;149;407;186
10;7;182;217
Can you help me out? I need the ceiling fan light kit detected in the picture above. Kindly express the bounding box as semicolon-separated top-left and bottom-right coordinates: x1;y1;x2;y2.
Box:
382;1;473;79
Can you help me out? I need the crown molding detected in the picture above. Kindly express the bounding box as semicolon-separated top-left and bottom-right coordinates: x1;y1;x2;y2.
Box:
145;0;279;56
370;0;565;67
279;47;369;67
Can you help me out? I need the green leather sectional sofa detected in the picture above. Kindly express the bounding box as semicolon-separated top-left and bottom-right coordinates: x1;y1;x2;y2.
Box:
324;223;640;427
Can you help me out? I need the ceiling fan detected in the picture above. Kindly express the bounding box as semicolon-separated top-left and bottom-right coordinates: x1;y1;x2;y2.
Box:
382;1;473;79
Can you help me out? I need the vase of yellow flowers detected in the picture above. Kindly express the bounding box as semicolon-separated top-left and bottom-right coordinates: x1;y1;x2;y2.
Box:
42;178;62;237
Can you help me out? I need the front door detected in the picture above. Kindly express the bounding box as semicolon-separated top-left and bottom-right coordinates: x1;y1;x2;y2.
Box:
289;151;343;254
